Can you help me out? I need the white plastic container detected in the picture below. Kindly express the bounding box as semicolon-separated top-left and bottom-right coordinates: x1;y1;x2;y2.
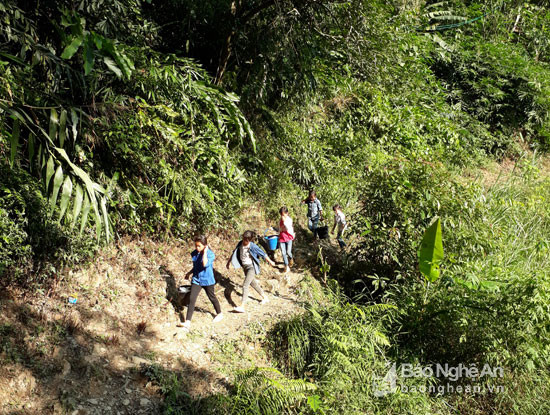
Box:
178;285;191;294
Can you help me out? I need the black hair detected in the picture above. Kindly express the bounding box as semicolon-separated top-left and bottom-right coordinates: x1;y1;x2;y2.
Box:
333;204;342;210
193;234;208;245
242;230;255;241
308;190;316;198
279;206;288;215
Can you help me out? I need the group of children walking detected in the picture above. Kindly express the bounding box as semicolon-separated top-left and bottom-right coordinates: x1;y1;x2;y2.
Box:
178;190;347;330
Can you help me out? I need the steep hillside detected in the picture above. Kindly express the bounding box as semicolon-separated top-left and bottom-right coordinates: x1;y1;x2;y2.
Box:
2;1;550;414
0;206;328;414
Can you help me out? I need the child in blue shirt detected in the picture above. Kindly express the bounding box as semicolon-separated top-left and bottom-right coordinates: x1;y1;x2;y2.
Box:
180;235;223;330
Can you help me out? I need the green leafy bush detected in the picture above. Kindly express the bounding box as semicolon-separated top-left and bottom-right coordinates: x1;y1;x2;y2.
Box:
347;153;483;295
430;40;550;152
380;164;550;415
143;364;316;415
0;162;96;285
269;294;450;414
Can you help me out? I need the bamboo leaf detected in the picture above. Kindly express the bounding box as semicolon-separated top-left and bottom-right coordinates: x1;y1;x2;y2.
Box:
225;92;240;102
112;50;132;79
100;196;110;242
122;52;135;71
28;132;35;172
71;184;84;230
241;114;256;152
224;100;245;142
49;165;64;213
45;156;55;191
9;118;20;167
59;109;68;147
418;217;444;282
61;35;84;59
53;147;105;195
103;56;122;78
92;196;102;240
0;51;26;65
70;108;78;144
7;108;26;124
49;109;58;143
80;192;91;234
58;175;73;222
53;147;105;240
38;144;44;171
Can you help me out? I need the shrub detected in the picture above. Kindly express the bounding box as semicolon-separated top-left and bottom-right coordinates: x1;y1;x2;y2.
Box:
0;162;96;285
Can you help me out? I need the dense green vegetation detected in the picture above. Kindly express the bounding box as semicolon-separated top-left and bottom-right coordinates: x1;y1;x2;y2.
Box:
1;0;550;414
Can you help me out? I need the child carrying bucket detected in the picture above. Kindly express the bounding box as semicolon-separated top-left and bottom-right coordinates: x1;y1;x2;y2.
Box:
226;231;276;313
301;190;323;240
278;207;295;273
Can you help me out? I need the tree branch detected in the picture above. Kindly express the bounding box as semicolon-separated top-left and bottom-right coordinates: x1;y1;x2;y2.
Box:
238;0;277;23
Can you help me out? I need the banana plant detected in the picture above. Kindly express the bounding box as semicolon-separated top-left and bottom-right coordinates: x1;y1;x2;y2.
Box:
421;1;468;29
418;217;444;283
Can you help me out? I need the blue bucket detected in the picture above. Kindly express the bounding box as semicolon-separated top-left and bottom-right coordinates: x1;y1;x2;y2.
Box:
266;235;278;250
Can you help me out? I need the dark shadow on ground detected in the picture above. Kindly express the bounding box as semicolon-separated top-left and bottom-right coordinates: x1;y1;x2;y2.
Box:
160;265;189;323
213;269;237;308
0;289;232;415
161;266;228;320
160;265;184;311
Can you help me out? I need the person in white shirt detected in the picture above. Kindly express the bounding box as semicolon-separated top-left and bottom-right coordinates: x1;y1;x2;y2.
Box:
278;207;295;273
226;230;276;313
331;204;347;249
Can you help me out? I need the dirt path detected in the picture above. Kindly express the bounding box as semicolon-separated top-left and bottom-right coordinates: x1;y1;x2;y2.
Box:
0;223;327;414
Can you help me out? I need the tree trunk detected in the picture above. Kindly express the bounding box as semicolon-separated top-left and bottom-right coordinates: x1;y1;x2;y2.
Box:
512;7;522;33
215;30;235;85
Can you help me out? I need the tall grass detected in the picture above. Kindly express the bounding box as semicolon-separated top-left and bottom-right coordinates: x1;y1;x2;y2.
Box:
395;159;550;367
388;158;550;415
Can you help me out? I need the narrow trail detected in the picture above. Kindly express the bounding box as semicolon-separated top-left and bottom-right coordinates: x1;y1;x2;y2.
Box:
0;213;336;415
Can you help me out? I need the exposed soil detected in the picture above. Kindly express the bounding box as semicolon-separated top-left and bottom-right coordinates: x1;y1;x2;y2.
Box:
0;209;331;415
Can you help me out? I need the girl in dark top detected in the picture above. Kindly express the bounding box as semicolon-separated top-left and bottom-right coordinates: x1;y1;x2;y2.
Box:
179;235;223;330
301;190;323;239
